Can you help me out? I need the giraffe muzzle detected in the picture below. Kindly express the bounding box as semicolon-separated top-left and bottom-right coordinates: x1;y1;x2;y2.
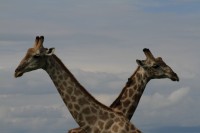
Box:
170;73;179;81
14;71;23;78
14;67;24;78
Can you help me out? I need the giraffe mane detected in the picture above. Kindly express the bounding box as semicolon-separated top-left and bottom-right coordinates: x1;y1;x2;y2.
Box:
110;66;140;108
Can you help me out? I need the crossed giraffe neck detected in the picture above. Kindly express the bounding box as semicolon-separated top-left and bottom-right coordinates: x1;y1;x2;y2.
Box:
44;54;141;133
110;66;149;119
14;36;141;133
69;49;179;133
69;67;148;133
68;67;176;133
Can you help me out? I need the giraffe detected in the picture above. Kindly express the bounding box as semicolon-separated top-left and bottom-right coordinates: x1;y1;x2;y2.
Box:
68;48;179;133
14;36;141;133
110;48;179;120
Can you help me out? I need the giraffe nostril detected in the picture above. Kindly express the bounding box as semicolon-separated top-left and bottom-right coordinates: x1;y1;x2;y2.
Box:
15;68;19;72
15;67;22;72
14;67;24;78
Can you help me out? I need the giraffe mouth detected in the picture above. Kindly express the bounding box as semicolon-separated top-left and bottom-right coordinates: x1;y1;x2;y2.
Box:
170;73;179;81
14;71;24;78
171;77;179;81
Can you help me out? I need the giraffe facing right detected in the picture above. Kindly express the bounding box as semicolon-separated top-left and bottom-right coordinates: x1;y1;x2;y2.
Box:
69;48;179;133
110;48;179;119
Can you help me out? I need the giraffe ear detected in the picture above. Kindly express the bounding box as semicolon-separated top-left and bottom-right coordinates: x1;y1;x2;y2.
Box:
45;48;55;56
136;59;147;69
136;59;144;66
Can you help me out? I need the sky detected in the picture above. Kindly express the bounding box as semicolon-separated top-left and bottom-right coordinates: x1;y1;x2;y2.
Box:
0;0;200;133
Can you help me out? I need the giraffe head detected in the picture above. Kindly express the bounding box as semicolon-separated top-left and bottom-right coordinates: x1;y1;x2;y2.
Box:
136;48;179;81
14;36;55;78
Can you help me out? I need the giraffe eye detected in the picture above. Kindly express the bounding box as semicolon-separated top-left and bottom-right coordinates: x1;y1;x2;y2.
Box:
152;64;159;69
33;54;40;59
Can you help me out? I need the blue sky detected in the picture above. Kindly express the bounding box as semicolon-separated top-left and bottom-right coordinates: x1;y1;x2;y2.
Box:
1;0;200;133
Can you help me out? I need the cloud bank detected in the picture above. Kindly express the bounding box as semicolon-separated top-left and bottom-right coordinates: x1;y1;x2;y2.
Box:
1;0;200;133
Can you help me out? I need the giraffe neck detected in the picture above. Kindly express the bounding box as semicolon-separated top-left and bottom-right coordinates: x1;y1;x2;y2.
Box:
110;66;150;120
44;55;113;128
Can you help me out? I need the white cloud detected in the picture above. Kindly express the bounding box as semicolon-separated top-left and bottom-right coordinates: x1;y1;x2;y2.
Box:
93;94;117;106
0;100;75;133
168;87;190;103
133;87;198;130
141;87;190;109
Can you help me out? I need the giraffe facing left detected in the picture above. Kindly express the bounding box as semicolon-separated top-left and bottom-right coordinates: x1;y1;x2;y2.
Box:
14;36;141;133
